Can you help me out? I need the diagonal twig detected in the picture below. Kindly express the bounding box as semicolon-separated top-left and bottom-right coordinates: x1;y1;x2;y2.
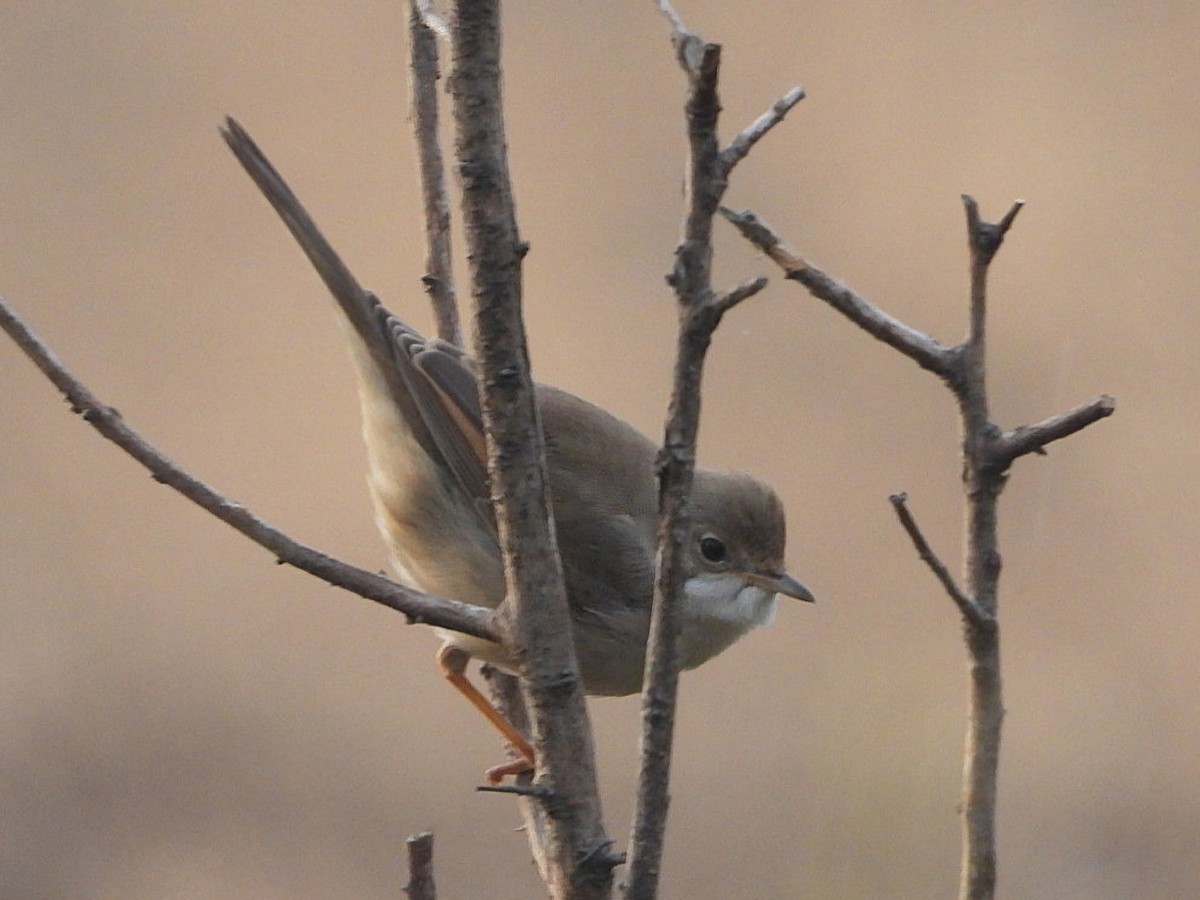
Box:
720;85;806;171
989;395;1116;470
709;275;768;316
720;206;957;380
0;296;495;641
889;493;991;628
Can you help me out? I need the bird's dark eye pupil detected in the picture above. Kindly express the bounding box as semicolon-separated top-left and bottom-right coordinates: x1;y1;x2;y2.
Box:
699;536;726;563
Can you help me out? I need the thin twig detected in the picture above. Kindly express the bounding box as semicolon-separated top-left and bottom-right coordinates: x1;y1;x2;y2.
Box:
654;0;686;37
720;85;806;171
407;0;461;345
889;493;991;627
475;782;551;799
404;831;437;900
989;395;1116;469
484;667;553;885
0;297;495;642
720;206;956;380
710;275;768;316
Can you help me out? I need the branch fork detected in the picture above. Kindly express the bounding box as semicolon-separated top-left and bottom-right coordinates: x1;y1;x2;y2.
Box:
725;188;1114;900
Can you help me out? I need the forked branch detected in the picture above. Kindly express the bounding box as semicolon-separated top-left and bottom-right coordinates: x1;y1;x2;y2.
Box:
726;182;1114;900
625;4;797;898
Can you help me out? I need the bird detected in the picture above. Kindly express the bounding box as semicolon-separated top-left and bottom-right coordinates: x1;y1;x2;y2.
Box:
221;118;814;781
350;307;814;780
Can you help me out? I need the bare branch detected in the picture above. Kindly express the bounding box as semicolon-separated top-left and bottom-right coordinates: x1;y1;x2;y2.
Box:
733;187;1109;899
408;0;461;345
889;493;992;628
403;831;437;900
957;197;1016;900
475;782;551;799
484;668;553;885
628;10;756;899
709;274;768;316
720;85;806;172
990;395;1116;469
448;2;614;896
0;296;495;642
720;206;957;380
964;195;1025;267
669;43;723;300
655;0;687;37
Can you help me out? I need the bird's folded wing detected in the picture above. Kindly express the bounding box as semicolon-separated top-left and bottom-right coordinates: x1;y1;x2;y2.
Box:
396;329;492;517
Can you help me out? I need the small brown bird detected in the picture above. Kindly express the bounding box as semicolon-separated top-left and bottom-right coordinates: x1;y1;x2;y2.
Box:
223;119;814;780
342;302;814;778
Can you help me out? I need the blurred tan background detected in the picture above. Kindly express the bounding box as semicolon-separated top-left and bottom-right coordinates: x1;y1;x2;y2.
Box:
2;3;1196;897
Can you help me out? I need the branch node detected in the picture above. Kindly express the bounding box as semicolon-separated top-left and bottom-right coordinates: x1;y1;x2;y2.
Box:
963;194;1025;265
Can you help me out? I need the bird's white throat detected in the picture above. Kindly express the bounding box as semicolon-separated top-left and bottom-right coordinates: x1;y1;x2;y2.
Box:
678;572;779;671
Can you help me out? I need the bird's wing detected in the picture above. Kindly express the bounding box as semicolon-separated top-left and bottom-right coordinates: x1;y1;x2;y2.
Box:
399;332;491;513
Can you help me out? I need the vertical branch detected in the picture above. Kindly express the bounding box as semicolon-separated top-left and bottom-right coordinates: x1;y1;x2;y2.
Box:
407;8;550;878
407;0;461;345
627;6;769;897
484;666;554;884
624;31;715;892
624;26;721;899
404;831;437;900
955;195;1021;900
447;2;614;898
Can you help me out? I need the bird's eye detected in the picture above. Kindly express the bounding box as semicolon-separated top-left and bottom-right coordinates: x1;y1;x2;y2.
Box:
699;535;727;563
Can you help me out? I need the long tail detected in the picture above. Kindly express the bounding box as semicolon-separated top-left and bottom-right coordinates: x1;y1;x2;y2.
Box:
221;118;444;456
221;117;489;510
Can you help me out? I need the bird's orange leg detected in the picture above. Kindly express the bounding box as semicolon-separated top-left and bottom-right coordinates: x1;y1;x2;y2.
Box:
436;643;535;783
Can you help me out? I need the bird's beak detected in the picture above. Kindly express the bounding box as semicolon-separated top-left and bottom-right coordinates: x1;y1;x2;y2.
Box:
748;570;815;603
